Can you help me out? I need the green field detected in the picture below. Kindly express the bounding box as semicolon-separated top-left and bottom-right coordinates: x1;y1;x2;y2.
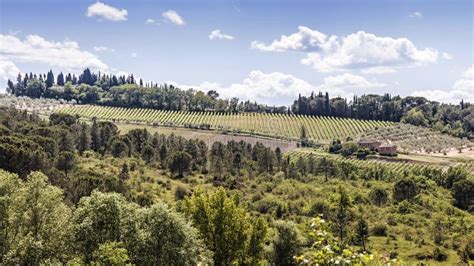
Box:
59;105;394;141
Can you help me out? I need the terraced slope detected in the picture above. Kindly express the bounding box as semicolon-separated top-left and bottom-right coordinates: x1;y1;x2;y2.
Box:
59;105;394;141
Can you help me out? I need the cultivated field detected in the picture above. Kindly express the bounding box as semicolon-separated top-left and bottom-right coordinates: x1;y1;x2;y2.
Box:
286;148;474;174
361;123;472;154
59;105;394;142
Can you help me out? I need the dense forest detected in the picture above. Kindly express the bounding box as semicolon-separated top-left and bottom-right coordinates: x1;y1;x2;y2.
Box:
6;68;473;138
0;106;473;264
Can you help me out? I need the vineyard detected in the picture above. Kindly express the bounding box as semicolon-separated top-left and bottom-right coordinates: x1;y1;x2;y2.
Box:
285;148;474;175
58;105;393;141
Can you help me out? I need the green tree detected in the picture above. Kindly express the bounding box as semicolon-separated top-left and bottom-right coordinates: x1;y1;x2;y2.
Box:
72;191;137;263
355;216;369;251
271;221;302;266
332;186;353;245
0;171;72;265
402;108;428;127
451;179;473;210
182;188;265;265
92;242;130;265
142;144;155;164
393;178;418;202
77;123;91;155
57;151;76;177
138;202;211;265
110;139;129;158
168;151;192;178
369;187;389;207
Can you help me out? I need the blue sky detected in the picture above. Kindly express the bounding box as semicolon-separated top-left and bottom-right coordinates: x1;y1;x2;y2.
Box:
0;0;472;105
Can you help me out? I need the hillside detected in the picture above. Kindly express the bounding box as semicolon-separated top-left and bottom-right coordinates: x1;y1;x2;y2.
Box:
58;105;393;142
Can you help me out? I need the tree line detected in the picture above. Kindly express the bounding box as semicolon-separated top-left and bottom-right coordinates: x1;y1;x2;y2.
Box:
6;68;473;138
292;92;473;138
6;68;287;113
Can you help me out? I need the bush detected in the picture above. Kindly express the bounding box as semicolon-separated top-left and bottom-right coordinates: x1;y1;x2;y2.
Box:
340;141;359;157
433;247;448;262
371;224;388;236
175;186;190;200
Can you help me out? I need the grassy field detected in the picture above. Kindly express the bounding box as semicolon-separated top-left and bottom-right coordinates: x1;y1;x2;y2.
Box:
59;105;394;142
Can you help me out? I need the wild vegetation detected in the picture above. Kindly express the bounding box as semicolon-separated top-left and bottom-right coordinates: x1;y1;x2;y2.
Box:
0;106;473;264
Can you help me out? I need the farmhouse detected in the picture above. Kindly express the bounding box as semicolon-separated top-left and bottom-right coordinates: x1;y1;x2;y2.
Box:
357;139;382;151
378;143;397;156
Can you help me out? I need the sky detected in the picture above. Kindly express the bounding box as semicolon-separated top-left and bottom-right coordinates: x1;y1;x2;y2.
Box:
0;0;473;105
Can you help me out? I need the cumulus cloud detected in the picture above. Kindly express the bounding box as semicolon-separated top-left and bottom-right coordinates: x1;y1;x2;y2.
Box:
86;2;128;22
0;60;20;81
409;11;423;19
412;66;474;103
252;26;439;72
169;71;384;105
93;46;115;52
162;10;185;25
0;59;20;92
209;29;234;40
0;34;108;71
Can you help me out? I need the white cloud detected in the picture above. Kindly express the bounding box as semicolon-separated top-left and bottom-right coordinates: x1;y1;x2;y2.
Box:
0;60;20;81
252;26;438;72
145;18;156;24
0;34;108;71
86;2;127;22
442;52;453;60
0;59;20;92
409;11;423;19
131;52;137;58
412;65;474;103
169;71;384;105
361;66;397;74
209;29;234;40
93;46;115;52
462;65;474;78
162;10;185;26
251;26;327;52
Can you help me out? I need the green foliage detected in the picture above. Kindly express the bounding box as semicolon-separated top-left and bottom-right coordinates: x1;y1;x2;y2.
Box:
92;242;130;265
168;151;192;178
451;179;473;211
296;216;376;265
393;177;418;202
271;221;302;266
340;141;359;157
182;187;267;265
0;171;72;265
369;186;389;206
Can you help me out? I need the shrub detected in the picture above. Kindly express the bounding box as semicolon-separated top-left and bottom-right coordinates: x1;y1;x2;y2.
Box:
433;247;448;262
371;223;388;236
175;185;190;200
